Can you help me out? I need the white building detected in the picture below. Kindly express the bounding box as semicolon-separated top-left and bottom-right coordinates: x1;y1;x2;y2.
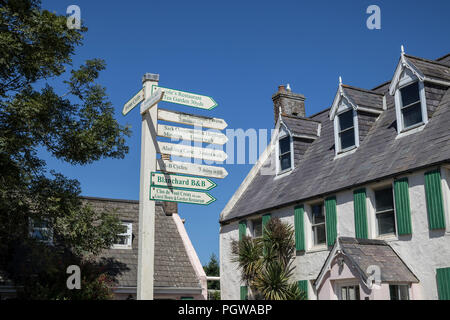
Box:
219;51;450;300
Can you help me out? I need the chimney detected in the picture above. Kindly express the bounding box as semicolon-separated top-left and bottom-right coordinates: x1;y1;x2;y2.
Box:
272;84;306;125
163;201;178;216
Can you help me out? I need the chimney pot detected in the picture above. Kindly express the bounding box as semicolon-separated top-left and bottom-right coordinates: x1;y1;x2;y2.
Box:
272;85;306;126
278;85;286;93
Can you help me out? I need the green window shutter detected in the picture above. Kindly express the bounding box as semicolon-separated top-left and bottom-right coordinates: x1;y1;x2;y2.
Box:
425;169;446;230
181;296;194;300
353;189;368;239
238;220;247;241
394;178;412;235
294;205;306;251
436;267;450;300
240;286;248;300
325;197;337;246
298;280;308;300
262;213;271;233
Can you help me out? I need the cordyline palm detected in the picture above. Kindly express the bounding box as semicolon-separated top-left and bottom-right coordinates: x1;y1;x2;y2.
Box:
231;218;305;300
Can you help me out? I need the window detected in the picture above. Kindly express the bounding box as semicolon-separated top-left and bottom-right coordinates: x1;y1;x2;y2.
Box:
339;285;360;300
278;136;291;172
29;218;53;244
389;285;409;300
311;204;326;246
338;110;355;151
399;82;423;129
375;187;396;236
113;222;132;249
252;219;262;238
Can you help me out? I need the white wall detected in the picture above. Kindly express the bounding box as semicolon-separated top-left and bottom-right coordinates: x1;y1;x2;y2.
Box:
220;167;450;300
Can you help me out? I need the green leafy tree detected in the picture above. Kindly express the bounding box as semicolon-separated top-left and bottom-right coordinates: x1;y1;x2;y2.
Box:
231;218;306;300
0;0;131;298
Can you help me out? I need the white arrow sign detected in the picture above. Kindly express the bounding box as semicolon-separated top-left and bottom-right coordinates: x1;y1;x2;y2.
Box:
158;142;227;162
157;124;228;145
150;186;216;205
123;89;144;115
151;172;217;191
158;108;227;130
152;85;217;110
157;159;228;179
140;89;164;114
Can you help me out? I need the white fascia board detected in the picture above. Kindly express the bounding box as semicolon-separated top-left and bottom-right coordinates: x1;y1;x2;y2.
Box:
219;120;280;222
314;241;340;288
389;56;425;95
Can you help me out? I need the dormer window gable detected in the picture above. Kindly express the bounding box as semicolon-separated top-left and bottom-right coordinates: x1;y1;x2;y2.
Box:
389;47;450;135
330;78;383;156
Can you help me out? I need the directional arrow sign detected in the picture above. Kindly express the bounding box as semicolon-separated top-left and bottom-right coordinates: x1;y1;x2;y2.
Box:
151;172;217;191
150;186;216;205
158;108;227;130
123;89;144;116
157;124;228;145
152;85;217;110
157;159;228;179
140;89;164;114
158;142;227;162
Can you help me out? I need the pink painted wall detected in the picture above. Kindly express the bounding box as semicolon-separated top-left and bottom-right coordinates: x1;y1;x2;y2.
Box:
317;254;414;300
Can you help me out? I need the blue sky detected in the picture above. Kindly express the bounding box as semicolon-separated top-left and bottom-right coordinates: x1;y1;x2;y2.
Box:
40;0;450;264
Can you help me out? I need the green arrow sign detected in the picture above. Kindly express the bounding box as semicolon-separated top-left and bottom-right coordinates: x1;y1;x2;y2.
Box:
151;172;217;191
156;159;228;179
150;186;216;205
123;89;144;115
152;85;217;110
158;141;227;162
157;124;228;145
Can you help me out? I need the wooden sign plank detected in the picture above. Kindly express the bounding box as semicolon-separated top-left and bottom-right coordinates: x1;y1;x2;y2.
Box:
156;159;228;179
158;108;227;130
157;124;228;145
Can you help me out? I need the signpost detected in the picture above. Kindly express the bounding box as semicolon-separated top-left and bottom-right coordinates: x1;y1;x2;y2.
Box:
122;88;144;115
140;88;164;114
158;141;227;162
150;186;216;205
158;108;227;130
123;73;226;300
152;85;217;110
156;159;228;179
157;124;228;145
151;172;217;191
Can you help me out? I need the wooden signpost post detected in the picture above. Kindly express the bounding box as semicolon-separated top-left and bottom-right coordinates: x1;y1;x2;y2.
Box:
123;73;226;300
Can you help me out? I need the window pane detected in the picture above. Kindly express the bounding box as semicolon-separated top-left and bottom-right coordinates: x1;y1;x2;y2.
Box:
312;205;324;224
399;285;409;300
280;154;291;171
375;188;394;211
400;82;420;106
390;285;399;300
355;286;360;300
341;287;347;300
338;110;354;131
348;286;355;300
279;136;290;154
253;220;262;238
340;128;355;150
313;224;326;245
402;102;423;128
377;212;396;235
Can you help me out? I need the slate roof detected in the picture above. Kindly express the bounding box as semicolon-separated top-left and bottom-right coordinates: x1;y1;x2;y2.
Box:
341;85;384;111
281;114;320;138
318;237;419;283
85;197;201;289
405;54;450;82
221;53;450;223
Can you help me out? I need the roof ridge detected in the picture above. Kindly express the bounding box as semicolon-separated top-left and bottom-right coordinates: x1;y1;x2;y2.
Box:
341;84;384;96
436;53;450;63
405;54;450;69
308;107;331;119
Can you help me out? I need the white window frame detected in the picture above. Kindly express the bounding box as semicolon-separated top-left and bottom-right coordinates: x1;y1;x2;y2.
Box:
394;77;428;135
276;126;294;175
112;222;133;249
333;100;360;156
440;166;450;234
389;284;410;300
306;202;327;251
29;218;53;245
368;181;398;240
336;281;361;300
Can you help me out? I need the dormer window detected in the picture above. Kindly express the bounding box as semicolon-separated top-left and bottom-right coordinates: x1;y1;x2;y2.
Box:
338;110;356;150
398;82;424;129
278;135;292;172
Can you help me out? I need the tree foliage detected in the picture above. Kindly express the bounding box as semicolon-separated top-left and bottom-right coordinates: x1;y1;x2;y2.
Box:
0;0;131;298
231;218;306;300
